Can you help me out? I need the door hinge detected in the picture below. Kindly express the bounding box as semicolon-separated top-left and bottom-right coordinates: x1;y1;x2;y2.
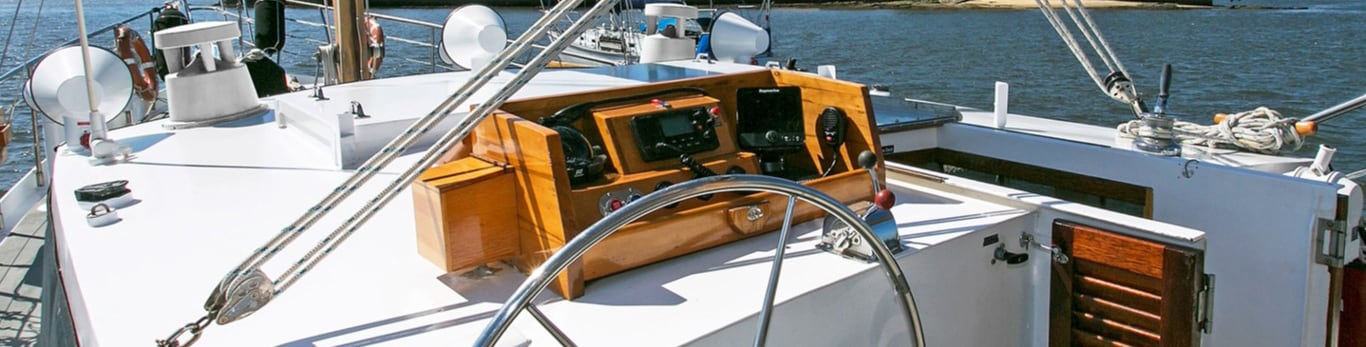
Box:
1196;273;1215;334
1316;218;1350;267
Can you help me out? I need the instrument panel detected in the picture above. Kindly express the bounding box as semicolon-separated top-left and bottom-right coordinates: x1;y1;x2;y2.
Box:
630;104;720;162
592;95;737;176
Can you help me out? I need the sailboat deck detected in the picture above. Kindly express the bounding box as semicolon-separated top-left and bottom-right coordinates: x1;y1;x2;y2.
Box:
39;60;1077;345
47;58;1326;345
49;129;1032;345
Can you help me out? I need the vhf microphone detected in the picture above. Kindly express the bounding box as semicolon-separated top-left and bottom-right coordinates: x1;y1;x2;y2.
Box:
819;106;847;148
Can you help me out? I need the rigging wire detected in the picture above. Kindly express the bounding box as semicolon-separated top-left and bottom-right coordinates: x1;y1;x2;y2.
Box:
0;0;26;70
1034;0;1148;117
16;0;43;88
1056;0;1116;73
1032;0;1105;92
1065;0;1129;78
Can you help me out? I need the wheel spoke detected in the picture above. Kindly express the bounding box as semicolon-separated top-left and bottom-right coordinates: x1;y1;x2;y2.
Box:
527;304;576;346
753;195;797;347
475;175;923;347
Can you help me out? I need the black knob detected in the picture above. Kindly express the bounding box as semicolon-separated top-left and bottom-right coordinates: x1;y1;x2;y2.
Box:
857;150;877;170
994;245;1029;265
764;130;780;143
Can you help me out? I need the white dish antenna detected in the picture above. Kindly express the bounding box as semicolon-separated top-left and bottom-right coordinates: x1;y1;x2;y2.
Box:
438;41;455;66
441;5;507;71
708;12;770;64
26;46;133;125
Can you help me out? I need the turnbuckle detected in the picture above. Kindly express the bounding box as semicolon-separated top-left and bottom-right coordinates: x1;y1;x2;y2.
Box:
156;315;211;347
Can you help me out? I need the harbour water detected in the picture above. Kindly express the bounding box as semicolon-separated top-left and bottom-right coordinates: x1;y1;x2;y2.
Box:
0;0;1362;193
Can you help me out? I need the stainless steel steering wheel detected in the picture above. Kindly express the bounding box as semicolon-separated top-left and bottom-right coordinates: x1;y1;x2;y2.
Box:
474;174;925;346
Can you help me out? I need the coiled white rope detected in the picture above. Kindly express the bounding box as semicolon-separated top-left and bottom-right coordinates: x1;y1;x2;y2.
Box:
1117;107;1304;154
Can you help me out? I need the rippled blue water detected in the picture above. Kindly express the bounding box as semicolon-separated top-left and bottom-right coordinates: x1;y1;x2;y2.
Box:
0;0;1362;191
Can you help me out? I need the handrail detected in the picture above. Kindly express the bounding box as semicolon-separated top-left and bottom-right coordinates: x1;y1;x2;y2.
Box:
280;0;442;29
0;8;157;83
190;3;449;72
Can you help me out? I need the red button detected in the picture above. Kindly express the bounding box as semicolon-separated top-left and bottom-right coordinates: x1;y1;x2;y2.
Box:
609;199;624;211
710;106;721;115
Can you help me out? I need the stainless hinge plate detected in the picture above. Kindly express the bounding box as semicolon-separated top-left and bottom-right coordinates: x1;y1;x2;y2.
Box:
1197;273;1215;334
1316;218;1349;267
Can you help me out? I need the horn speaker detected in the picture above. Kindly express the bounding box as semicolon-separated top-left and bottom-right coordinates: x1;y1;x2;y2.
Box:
441;5;507;71
25;46;133;125
707;12;769;64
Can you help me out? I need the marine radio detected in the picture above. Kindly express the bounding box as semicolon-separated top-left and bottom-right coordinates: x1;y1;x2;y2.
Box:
592;95;730;176
630;105;720;162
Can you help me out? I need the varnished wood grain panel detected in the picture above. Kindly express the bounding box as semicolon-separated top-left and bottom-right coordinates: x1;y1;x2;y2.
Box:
564;153;760;234
888;149;1153;216
1069;224;1165;279
1074;260;1163;297
1074;329;1136;347
1054;220;1203;347
1159;245;1201;347
770;70;883;183
437;70;890;299
580;170;873;280
1073;311;1160;346
1343;262;1366;346
1075;275;1162;316
472;114;584;298
411;157;517;272
1075;293;1161;332
592;95;739;175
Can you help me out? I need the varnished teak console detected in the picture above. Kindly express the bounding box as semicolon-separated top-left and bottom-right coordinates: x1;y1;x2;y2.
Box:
412;69;883;299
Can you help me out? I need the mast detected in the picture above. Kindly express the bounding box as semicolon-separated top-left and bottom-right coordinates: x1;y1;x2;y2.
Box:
332;0;370;82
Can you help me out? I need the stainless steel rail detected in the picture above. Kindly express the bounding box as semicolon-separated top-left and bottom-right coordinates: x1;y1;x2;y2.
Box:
0;8;157;83
475;175;926;347
0;8;157;191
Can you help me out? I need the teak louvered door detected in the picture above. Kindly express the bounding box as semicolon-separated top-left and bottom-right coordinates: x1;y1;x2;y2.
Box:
1050;220;1204;347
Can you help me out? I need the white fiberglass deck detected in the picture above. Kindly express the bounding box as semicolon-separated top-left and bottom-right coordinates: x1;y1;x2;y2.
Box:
49;139;1026;344
46;61;1036;346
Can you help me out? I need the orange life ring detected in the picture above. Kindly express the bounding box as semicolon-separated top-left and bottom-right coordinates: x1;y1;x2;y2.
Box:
114;25;158;103
364;16;385;76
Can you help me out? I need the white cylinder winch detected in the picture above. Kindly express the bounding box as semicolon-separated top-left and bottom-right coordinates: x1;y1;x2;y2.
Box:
639;3;697;63
1289;145;1363;265
154;21;266;129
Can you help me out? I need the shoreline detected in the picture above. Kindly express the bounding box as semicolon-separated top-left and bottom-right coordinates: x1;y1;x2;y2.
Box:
295;0;1305;10
787;0;1213;10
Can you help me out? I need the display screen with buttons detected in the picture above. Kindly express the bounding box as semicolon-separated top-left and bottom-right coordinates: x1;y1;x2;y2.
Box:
630;106;720;162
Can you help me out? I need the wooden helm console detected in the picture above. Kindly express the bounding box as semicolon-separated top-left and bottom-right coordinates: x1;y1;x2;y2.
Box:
412;68;884;299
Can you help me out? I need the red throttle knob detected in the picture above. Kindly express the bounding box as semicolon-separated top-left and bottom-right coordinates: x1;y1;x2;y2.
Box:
874;190;895;211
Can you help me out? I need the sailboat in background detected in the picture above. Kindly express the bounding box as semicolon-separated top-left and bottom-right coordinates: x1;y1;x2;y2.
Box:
551;0;773;66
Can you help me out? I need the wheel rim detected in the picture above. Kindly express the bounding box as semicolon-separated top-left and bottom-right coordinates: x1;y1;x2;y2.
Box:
474;174;925;346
